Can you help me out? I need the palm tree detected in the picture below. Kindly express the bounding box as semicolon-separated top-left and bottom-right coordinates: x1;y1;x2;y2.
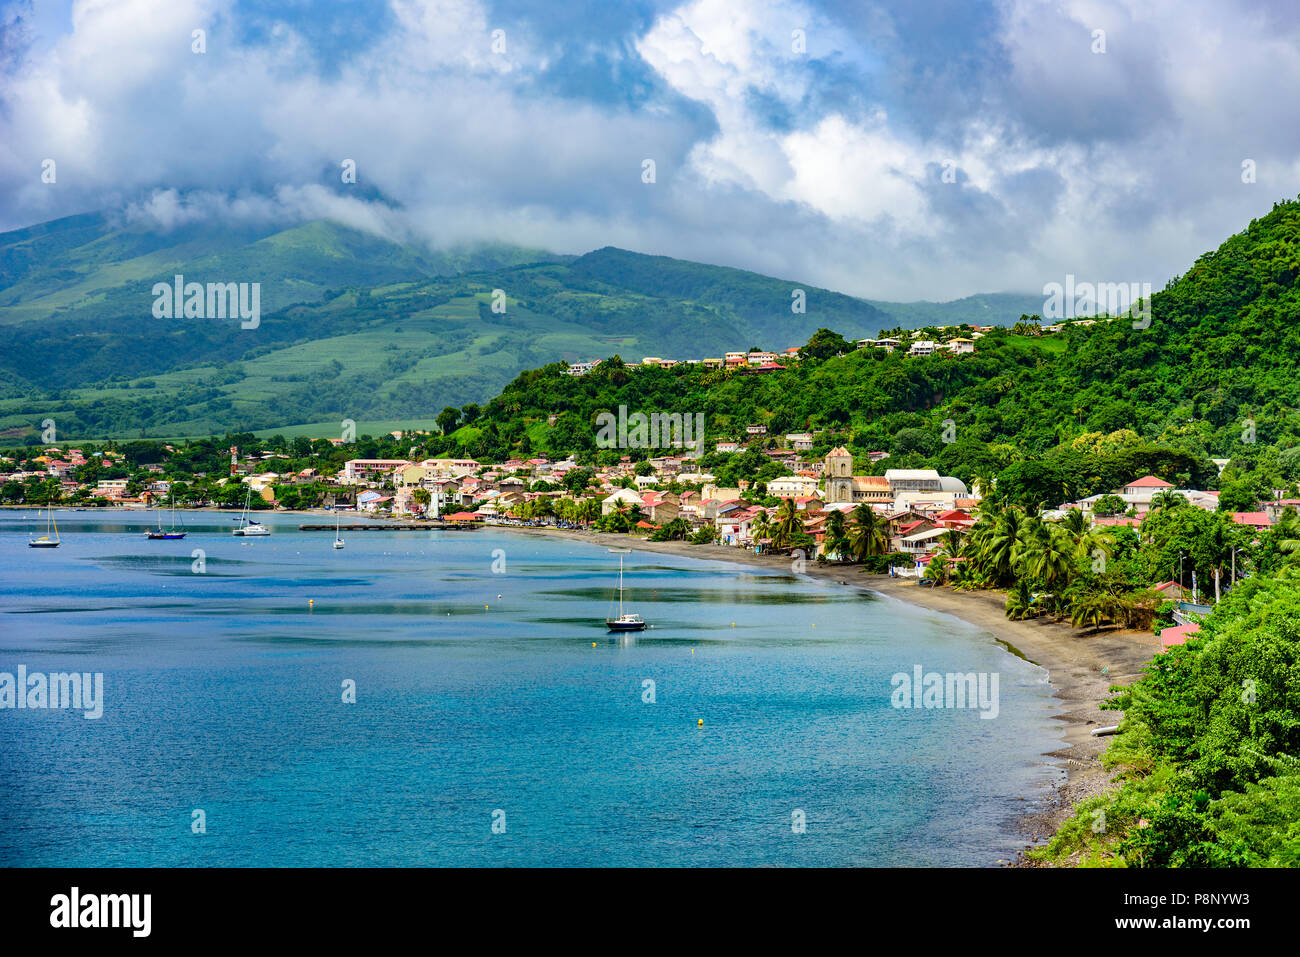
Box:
922;558;948;585
1274;506;1300;555
1070;592;1116;631
848;504;888;561
605;500;635;533
1061;507;1088;539
751;509;772;545
772;499;804;549
823;509;849;561
1004;580;1037;620
1014;522;1075;590
981;505;1026;585
1149;489;1187;513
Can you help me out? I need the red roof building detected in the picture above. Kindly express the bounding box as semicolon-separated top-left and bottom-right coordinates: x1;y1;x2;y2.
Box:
1231;511;1272;529
1119;475;1173;494
1160;623;1202;649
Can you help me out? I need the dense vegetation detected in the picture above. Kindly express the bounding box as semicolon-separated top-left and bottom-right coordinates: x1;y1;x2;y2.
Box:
0;215;1035;441
1038;566;1300;866
409;200;1300;496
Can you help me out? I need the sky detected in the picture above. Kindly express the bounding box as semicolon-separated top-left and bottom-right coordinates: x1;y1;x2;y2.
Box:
2;0;1299;300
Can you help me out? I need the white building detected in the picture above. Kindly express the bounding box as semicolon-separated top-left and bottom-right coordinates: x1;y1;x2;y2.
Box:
885;469;943;493
601;487;645;515
767;476;820;499
343;459;411;483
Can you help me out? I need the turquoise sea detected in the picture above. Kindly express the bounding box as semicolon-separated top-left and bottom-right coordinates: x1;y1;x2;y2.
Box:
0;510;1064;866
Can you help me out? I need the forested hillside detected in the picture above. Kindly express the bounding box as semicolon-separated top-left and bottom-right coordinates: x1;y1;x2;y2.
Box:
0;214;1038;440
419;199;1300;509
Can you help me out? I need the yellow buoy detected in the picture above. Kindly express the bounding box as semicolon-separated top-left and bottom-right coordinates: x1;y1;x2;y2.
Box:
697;718;704;727
308;599;314;605
592;642;597;647
484;605;489;610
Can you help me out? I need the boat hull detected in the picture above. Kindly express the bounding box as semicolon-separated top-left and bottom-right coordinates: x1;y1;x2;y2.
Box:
605;619;647;632
28;541;59;548
147;532;187;539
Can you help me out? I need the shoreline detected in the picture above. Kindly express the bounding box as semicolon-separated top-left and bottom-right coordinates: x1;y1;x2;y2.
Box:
9;507;1160;862
504;524;1161;865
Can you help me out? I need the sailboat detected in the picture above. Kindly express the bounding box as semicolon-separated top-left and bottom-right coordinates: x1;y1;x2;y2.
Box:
146;492;187;539
28;508;60;548
232;486;270;536
332;509;345;549
605;549;647;632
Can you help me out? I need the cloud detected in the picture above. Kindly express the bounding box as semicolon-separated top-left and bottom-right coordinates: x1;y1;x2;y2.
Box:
1;0;1300;300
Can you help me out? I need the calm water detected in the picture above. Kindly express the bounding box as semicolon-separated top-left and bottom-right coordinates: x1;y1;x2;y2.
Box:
0;510;1064;866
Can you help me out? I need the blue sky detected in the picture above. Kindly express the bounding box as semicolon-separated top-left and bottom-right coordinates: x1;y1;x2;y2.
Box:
2;0;1300;299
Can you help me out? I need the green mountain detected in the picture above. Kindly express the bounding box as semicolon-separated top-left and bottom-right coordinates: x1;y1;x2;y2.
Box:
424;197;1300;498
865;292;1045;328
0;212;1040;441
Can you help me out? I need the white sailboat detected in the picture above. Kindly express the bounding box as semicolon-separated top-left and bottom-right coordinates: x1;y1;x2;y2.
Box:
146;491;186;539
604;549;647;631
232;486;270;536
28;508;60;548
332;509;345;549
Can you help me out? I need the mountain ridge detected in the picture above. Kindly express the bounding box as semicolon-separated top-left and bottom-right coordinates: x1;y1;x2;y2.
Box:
0;212;1043;440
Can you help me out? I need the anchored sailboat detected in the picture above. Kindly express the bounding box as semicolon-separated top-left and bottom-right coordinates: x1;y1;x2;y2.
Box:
232;486;270;536
28;508;60;548
146;492;186;539
332;509;345;549
605;548;647;632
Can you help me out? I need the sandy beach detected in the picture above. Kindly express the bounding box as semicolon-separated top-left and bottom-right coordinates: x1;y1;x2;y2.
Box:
504;524;1162;863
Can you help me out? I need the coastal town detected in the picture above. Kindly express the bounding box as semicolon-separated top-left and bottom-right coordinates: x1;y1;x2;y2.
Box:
3;422;1273;627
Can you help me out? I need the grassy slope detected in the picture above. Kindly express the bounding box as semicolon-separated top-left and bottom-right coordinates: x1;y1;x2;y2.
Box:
0;214;1059;441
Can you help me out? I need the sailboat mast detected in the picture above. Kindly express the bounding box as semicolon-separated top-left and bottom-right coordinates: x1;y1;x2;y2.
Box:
619;554;624;617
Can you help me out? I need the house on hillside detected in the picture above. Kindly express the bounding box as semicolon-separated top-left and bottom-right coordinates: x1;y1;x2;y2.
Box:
1118;475;1173;497
767;476;820;499
601;487;644;515
1231;511;1272;531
